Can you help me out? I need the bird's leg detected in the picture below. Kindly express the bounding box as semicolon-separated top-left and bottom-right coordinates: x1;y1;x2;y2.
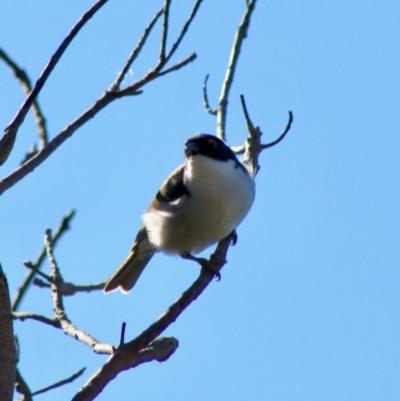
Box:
230;230;238;246
181;253;221;281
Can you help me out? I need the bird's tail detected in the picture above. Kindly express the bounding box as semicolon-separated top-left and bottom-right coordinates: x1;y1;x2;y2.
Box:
104;232;155;294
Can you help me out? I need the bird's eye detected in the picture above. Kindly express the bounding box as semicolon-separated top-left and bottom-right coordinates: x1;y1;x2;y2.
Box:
207;138;218;148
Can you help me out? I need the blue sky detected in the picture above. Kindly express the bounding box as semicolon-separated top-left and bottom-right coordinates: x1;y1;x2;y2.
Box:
1;1;400;400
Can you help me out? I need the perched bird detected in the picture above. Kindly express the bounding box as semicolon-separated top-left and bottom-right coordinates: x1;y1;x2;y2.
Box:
104;134;255;293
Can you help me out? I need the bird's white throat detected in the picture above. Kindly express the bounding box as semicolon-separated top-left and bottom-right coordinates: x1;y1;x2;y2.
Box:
144;154;255;255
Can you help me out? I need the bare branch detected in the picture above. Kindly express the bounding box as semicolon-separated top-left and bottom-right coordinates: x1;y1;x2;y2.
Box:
32;367;86;396
128;337;179;369
156;53;197;78
110;7;164;91
12;312;60;329
13;309;112;355
12;210;76;311
216;0;257;141
120;322;127;346
0;48;48;153
20;144;39;165
15;369;33;401
33;277;105;296
231;144;245;154
72;234;232;401
202;74;218;115
106;53;198;98
0;0;108;166
159;0;172;62
45;227;75;317
73;337;177;401
0;1;202;197
163;0;204;65
43;230;113;354
239;94;262;175
0;263;17;401
238;95;293;175
23;261;53;283
261;111;293;150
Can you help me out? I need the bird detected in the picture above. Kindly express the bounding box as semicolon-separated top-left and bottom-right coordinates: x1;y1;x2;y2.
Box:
104;133;255;293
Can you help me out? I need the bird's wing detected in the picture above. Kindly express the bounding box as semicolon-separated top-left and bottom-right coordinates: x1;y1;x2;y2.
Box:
150;164;190;208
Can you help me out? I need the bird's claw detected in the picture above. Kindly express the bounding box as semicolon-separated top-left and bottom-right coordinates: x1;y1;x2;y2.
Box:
230;230;238;246
181;253;221;281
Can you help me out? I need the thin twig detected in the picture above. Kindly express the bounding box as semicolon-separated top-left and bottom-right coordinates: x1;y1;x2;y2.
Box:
31;367;86;396
120;322;127;346
0;0;108;166
72;235;232;401
163;0;204;65
23;261;53;282
0;49;48;152
12;312;60;328
0;2;201;197
20;144;39;165
261;111;293;149
115;52;197;97
15;369;33;401
43;230;113;354
45;229;66;318
155;53;197;78
237;94;293;175
12;210;76;311
202;74;218;115
0;263;17;400
33;278;105;296
216;0;257;141
110;6;164;91
159;0;171;62
239;94;262;175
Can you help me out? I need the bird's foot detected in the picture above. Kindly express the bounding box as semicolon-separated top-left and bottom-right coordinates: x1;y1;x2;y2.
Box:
230;230;238;246
181;253;221;281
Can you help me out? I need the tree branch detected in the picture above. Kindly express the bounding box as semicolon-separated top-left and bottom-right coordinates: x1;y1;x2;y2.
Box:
128;337;179;369
0;263;17;401
0;0;203;196
0;0;108;166
72;235;232;401
0;48;48;157
202;74;218;115
216;0;257;141
163;0;204;66
23;261;53;282
33;278;105;296
44;230;113;355
159;0;172;63
15;369;33;401
237;95;293;176
31;367;86;396
261;111;293;150
155;53;197;78
12;210;76;311
12;312;60;329
110;6;164;91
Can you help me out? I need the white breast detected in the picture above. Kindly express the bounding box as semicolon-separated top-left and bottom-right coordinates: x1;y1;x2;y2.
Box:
144;155;255;255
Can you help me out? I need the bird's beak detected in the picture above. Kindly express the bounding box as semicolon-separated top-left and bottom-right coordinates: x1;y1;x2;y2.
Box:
185;141;199;156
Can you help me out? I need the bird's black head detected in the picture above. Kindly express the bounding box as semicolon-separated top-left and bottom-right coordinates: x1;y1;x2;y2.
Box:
184;134;238;162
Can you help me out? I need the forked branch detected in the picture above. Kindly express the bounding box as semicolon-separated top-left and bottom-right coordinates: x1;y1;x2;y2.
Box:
0;48;48;158
72;235;232;401
0;0;109;166
216;0;257;141
0;0;203;196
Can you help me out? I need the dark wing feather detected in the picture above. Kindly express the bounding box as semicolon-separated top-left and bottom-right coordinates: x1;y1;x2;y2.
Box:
152;164;190;206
